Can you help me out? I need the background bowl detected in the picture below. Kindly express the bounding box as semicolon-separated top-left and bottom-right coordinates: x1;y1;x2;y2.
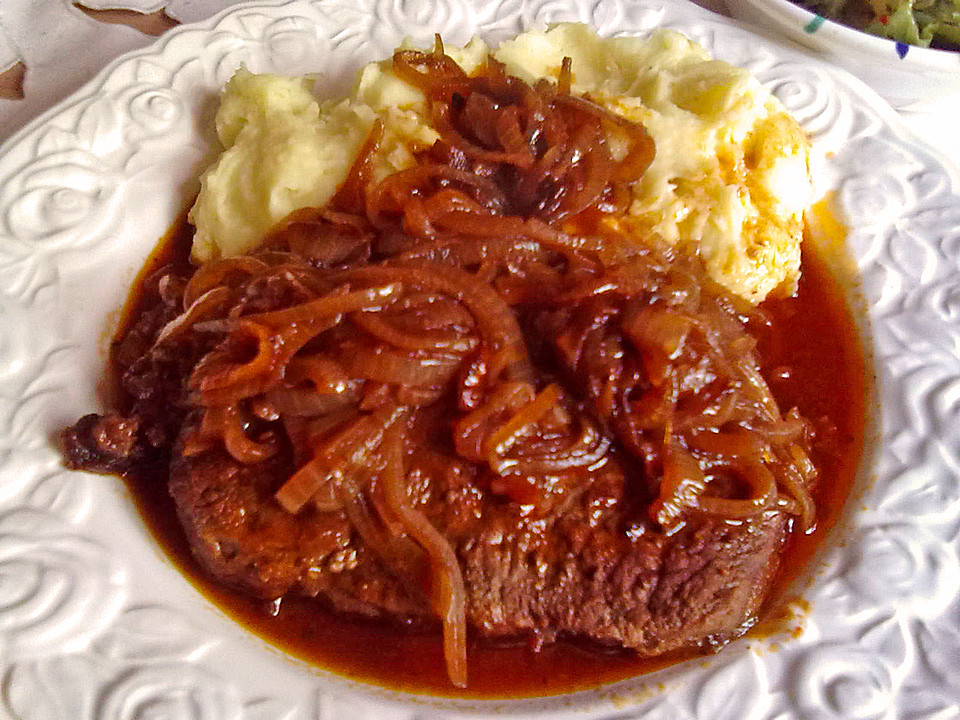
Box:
725;0;960;109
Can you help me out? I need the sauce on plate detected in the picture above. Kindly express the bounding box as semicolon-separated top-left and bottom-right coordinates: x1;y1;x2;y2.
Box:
110;217;869;698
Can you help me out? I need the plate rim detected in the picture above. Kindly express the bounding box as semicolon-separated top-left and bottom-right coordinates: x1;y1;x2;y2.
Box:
0;1;957;718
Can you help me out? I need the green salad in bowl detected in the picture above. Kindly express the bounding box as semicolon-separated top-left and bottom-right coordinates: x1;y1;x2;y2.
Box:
798;0;960;49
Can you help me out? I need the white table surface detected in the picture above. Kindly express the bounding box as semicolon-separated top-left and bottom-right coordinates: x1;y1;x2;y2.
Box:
1;0;958;175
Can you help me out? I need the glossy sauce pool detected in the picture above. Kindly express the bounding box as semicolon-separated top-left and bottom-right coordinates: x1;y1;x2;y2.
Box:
114;220;869;698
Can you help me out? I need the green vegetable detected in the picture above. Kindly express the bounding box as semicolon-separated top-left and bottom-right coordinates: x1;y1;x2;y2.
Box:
798;0;960;49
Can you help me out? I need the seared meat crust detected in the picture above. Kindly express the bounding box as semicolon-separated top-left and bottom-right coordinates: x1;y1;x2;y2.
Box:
169;439;785;653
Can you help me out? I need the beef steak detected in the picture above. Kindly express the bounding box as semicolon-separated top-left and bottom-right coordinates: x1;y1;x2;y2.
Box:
169;434;787;654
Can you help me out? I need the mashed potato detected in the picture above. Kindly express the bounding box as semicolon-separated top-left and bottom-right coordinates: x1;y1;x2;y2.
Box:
189;69;437;262
496;25;810;303
189;24;811;304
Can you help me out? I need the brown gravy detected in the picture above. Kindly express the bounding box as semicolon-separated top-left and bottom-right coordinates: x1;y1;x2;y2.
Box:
114;219;869;698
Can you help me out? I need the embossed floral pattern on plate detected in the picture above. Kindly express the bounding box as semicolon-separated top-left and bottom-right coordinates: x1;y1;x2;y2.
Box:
0;0;958;718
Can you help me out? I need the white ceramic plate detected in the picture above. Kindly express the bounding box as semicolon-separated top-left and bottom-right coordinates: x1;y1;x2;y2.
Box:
1;0;959;718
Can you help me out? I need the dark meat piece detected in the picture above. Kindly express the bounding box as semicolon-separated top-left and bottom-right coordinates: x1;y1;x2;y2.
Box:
60;412;146;474
60;264;210;474
169;435;786;653
461;487;785;653
169;442;428;616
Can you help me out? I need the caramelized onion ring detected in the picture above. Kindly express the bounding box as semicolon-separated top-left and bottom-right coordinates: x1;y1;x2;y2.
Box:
382;427;468;688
